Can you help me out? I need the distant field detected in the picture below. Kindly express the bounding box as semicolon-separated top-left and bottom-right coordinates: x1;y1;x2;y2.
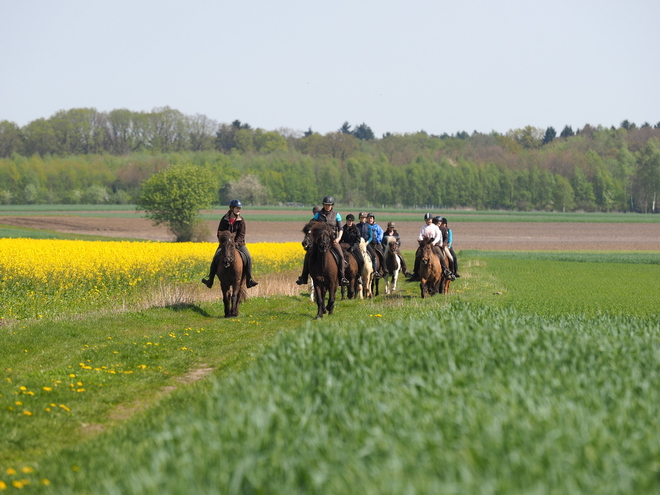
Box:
1;204;660;223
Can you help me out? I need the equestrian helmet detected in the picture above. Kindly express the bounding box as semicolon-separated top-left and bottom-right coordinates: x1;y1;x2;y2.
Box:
367;212;375;218
433;216;443;225
346;213;355;221
387;221;395;228
312;205;322;214
359;211;367;218
424;212;432;220
322;195;335;205
229;199;242;208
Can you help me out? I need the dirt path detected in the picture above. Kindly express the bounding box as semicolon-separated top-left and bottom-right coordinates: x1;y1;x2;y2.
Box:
2;215;660;251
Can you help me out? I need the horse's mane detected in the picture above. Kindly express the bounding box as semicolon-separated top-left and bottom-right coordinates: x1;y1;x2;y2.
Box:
218;231;234;250
302;220;316;235
310;221;333;240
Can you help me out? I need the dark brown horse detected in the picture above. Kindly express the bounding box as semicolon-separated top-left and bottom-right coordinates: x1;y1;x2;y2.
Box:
216;231;247;317
308;222;339;319
339;245;361;300
418;238;443;299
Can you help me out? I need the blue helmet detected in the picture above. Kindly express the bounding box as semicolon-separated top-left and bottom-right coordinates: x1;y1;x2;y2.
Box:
229;199;242;208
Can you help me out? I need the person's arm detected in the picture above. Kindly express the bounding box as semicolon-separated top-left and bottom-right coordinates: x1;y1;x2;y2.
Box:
334;213;343;243
447;229;453;247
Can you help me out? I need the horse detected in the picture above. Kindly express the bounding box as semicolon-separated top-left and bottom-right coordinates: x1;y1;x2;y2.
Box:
418;238;443;299
340;245;362;300
215;231;247;317
383;236;402;294
438;246;453;295
308;222;340;319
359;238;374;299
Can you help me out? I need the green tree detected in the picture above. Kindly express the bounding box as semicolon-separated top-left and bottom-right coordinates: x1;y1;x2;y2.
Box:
542;126;556;145
0;121;23;157
136;164;217;242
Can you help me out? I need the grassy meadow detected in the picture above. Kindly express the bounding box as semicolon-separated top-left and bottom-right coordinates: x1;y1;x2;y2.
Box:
1;228;660;492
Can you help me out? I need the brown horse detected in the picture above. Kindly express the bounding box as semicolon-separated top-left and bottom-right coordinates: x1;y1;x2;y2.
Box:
339;245;361;300
216;231;247;317
418;238;443;299
308;222;339;319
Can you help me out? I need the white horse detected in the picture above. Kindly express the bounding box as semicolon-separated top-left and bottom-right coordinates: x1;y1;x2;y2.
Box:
383;237;402;294
359;238;374;299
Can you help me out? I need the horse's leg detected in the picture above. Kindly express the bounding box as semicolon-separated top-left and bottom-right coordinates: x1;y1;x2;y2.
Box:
222;286;231;318
420;279;427;299
231;283;241;317
392;268;399;292
327;284;336;315
309;280;315;302
314;282;325;319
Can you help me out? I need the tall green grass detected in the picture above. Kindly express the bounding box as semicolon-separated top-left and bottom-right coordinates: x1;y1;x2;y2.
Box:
29;304;660;494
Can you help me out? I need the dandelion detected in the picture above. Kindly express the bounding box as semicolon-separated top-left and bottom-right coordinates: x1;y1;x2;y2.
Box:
42;386;52;392
5;469;15;476
11;480;23;488
0;480;6;490
22;410;32;416
41;479;50;486
20;468;33;474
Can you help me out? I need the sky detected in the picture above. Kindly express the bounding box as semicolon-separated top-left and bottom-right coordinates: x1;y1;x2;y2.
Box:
1;0;659;137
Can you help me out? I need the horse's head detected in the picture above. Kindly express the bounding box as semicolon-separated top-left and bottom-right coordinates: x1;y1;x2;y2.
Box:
218;231;236;268
301;221;315;250
311;222;333;253
386;236;399;253
420;237;434;265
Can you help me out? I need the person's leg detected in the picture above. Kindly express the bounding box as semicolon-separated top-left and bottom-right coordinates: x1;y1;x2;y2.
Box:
410;246;422;281
449;246;460;276
375;245;387;275
367;244;380;278
352;246;365;281
201;246;221;288
433;245;454;279
333;245;349;286
397;250;412;277
239;245;258;288
296;250;312;285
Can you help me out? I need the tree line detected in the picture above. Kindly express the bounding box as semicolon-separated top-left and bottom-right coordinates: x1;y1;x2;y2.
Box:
0;107;659;213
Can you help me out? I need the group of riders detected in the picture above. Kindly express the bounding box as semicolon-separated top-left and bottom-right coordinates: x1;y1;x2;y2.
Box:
293;196;460;288
201;196;460;291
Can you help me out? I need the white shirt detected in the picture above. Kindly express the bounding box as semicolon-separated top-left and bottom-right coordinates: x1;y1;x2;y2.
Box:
418;223;442;246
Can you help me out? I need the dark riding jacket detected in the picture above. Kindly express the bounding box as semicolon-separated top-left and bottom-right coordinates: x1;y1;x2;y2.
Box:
356;221;372;242
218;211;246;248
342;224;362;247
382;229;401;248
313;209;342;236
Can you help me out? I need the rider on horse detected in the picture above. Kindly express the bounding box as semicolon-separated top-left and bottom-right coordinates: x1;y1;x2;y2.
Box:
202;199;258;289
356;212;380;278
438;216;460;278
296;196;349;287
382;221;412;277
367;213;388;278
410;213;454;281
341;213;365;279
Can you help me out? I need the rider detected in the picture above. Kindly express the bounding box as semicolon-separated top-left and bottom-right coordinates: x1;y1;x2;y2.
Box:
367;213;387;277
381;221;412;277
433;216;456;281
356;212;380;278
202;199;258;289
294;205;323;286
410;213;454;281
341;213;365;279
441;217;460;278
296;196;349;287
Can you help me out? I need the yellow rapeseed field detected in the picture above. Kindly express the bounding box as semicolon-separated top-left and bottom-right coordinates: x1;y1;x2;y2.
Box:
0;239;303;320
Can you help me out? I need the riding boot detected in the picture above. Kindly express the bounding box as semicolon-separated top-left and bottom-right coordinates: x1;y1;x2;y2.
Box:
201;248;221;288
296;251;311;285
398;253;412;277
335;245;349;286
239;245;258;288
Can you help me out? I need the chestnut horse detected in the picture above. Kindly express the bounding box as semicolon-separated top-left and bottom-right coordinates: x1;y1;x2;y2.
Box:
308;222;339;319
418;238;443;299
216;231;247;317
383;236;402;294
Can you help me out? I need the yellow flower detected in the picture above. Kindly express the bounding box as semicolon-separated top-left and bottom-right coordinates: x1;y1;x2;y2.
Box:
0;480;6;490
42;386;52;391
5;469;15;476
20;467;33;474
41;479;51;486
22;410;32;416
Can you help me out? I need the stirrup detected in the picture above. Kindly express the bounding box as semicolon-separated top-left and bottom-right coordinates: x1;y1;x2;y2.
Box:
340;277;349;286
247;279;258;288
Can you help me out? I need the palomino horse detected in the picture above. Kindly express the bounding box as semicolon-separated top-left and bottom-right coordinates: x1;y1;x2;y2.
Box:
383;236;402;294
308;222;340;319
216;231;247;317
359;238;374;299
418;238;443;299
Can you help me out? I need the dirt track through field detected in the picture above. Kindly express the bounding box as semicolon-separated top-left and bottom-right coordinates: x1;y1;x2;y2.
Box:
2;214;660;251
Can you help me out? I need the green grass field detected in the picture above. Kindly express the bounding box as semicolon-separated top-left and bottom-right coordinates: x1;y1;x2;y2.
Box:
2;247;660;493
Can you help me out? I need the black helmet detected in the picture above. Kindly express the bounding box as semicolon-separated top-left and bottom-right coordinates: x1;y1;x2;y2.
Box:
346;213;355;221
433;216;443;225
312;205;322;214
322;195;335;205
424;213;432;220
229;199;242;208
367;212;375;218
442;217;448;225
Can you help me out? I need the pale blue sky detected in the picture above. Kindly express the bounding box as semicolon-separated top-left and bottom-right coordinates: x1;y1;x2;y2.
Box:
1;0;658;137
